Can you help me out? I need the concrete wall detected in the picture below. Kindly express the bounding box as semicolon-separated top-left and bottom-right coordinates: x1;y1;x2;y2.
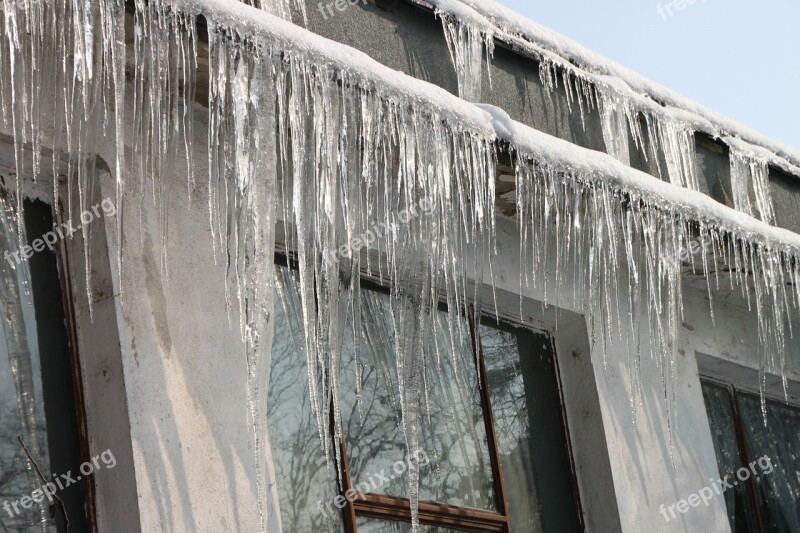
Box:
6;100;269;530
88;103;271;532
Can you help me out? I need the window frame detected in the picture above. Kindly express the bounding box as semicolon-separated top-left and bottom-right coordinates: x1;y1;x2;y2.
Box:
50;199;99;531
698;374;800;533
275;251;584;532
0;189;97;532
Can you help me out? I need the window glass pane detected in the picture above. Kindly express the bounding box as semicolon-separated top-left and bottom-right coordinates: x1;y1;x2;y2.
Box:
1;197;55;531
480;322;580;532
340;289;496;511
268;266;342;532
739;391;800;532
356;516;463;532
699;381;758;532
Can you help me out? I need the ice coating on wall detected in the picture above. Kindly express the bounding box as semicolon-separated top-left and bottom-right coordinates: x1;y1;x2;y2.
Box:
1;0;800;530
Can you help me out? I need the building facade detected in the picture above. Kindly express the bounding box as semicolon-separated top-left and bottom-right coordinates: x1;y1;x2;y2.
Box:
0;0;799;532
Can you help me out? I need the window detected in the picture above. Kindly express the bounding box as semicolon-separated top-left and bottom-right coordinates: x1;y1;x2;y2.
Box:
0;194;91;532
701;378;800;532
268;260;583;532
267;266;342;532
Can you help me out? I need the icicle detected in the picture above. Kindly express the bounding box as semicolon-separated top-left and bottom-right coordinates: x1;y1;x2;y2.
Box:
0;0;127;317
503;112;798;453
537;55;702;191
598;92;631;166
729;144;777;225
599;94;700;190
655;118;700;191
241;0;308;25
438;11;494;102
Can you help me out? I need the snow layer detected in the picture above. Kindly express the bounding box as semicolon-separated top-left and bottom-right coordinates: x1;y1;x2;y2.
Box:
430;0;800;173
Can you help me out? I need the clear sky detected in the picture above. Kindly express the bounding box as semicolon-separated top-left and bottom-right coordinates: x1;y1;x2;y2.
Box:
495;0;800;151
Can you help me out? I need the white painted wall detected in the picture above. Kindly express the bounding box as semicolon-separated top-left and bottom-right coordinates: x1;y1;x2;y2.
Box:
489;217;744;532
93;104;272;532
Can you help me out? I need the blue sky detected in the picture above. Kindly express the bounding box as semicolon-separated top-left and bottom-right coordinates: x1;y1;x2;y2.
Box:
495;0;800;151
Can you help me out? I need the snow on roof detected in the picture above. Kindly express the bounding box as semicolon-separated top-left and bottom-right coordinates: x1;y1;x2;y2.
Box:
183;0;800;251
481;103;800;251
187;0;496;135
423;0;800;176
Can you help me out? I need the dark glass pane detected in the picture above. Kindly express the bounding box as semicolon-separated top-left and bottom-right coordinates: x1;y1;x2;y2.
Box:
268;266;342;532
739;391;800;532
480;322;580;532
340;290;496;510
1;198;89;532
699;381;758;532
0;260;53;532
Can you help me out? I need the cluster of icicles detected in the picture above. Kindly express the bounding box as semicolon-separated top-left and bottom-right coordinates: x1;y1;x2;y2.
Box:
1;0;799;531
438;10;494;102
242;0;306;23
433;4;780;219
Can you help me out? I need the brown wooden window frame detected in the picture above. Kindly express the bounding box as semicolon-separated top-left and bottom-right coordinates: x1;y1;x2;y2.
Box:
277;252;584;532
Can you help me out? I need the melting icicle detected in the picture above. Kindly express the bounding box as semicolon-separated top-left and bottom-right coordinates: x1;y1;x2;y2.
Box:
728;143;777;225
654;118;700;191
537;56;599;130
538;56;701;191
438;11;494;102
598;92;631;166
